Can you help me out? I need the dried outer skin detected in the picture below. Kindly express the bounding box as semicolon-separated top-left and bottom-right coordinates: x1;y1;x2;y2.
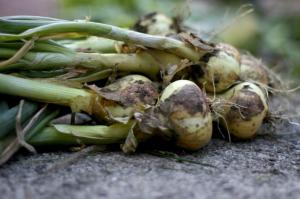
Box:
217;82;268;139
99;75;158;106
96;75;159;123
240;54;269;85
197;43;241;93
178;32;215;52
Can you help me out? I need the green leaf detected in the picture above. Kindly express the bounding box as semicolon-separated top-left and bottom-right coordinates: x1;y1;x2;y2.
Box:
0;101;39;138
0;99;9;117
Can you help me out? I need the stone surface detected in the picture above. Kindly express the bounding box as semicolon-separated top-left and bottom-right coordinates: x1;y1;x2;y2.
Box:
0;96;299;199
1;132;299;199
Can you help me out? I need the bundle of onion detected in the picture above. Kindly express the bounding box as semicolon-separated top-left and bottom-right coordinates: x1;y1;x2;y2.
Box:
123;80;212;153
212;82;268;139
0;14;287;167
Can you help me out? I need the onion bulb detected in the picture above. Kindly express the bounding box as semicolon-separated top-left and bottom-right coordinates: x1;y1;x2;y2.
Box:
96;74;158;123
213;82;268;139
196;43;241;93
139;80;212;150
240;54;269;85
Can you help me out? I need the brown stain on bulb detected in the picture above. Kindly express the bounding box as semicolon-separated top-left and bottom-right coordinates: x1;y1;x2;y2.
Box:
159;84;209;116
226;90;265;122
179;32;214;51
158;84;211;150
120;81;158;106
99;78;158;107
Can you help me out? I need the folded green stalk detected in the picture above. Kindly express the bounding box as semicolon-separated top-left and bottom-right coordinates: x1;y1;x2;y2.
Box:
0;19;207;61
29;121;133;146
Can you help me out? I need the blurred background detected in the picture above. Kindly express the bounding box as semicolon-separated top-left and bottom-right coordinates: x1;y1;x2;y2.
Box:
0;0;299;83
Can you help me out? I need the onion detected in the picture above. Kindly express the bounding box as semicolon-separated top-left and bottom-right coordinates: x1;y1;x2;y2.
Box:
196;43;241;93
213;82;268;139
138;80;212;151
240;54;269;85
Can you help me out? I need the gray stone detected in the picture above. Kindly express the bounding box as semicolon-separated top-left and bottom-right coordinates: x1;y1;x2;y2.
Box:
0;96;299;199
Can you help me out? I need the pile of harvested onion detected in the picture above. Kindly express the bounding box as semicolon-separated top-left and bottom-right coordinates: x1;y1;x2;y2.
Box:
0;13;281;165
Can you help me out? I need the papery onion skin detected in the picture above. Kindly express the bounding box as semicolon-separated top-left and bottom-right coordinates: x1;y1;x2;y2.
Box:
96;74;159;123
